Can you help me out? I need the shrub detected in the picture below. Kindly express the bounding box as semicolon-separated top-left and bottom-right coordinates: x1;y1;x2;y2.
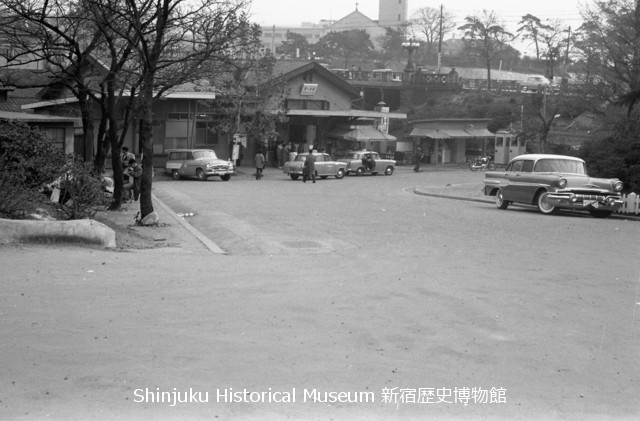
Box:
0;154;41;218
579;115;640;193
57;156;109;220
0;120;66;189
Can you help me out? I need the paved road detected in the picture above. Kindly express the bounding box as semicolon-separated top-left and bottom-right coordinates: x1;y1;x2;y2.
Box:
2;165;639;420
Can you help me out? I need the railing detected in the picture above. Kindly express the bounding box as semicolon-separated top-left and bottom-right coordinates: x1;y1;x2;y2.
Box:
617;192;640;215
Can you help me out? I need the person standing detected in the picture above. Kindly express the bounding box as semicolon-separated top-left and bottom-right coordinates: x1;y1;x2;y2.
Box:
276;143;284;168
255;149;265;180
124;158;142;201
302;147;316;183
121;147;134;169
414;147;425;173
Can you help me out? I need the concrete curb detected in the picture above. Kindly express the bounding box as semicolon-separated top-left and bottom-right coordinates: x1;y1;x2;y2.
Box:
0;218;116;248
152;193;227;254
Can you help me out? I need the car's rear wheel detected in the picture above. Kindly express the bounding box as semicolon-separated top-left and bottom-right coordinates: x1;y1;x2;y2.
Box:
290;174;299;180
355;167;365;176
495;189;510;210
536;191;556;215
220;174;231;181
384;166;394;175
335;168;345;179
196;168;207;181
172;170;180;180
589;210;612;218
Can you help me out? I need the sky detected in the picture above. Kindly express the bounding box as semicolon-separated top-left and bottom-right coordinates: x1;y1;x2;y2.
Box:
248;0;587;32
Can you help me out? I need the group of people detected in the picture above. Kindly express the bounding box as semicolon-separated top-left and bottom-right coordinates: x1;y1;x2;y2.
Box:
254;145;317;183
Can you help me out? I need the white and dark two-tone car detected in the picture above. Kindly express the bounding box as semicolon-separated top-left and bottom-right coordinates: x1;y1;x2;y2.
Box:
283;152;347;181
165;149;235;181
483;154;624;218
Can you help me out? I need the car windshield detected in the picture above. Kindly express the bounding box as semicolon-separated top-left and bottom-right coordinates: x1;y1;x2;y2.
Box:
193;150;217;160
534;159;586;174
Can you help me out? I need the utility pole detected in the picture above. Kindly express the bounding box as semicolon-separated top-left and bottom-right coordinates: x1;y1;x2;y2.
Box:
438;4;443;73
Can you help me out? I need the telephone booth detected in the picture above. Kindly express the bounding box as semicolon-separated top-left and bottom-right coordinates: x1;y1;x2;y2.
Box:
494;130;525;165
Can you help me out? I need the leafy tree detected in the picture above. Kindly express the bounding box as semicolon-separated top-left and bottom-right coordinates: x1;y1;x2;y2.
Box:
575;0;640;109
517;14;550;60
537;20;570;81
315;29;373;68
458;10;514;91
276;31;311;59
375;27;408;68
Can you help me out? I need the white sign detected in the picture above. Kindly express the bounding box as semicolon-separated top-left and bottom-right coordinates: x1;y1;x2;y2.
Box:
300;84;318;96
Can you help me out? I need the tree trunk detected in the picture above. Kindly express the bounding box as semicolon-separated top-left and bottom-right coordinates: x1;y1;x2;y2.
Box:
139;90;155;219
486;59;492;91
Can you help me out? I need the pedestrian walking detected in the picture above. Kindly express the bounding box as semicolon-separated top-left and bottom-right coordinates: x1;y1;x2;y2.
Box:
414;147;425;172
302;147;316;183
255;149;265;180
276;143;284;168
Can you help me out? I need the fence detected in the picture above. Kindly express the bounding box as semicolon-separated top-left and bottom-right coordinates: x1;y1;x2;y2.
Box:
617;192;640;215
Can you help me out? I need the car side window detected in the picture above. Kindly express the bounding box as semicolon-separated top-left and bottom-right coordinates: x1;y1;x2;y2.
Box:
372;153;380;160
521;160;534;172
186;152;193;160
315;154;324;162
509;160;523;172
179;152;188;160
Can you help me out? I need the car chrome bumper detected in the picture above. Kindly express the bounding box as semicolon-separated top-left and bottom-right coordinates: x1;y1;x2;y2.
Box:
546;193;623;210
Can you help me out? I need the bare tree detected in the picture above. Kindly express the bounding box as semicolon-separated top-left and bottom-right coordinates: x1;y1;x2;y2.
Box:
458;10;514;91
410;6;456;61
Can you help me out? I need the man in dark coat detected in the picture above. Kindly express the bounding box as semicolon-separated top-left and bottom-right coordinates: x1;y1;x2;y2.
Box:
302;148;316;183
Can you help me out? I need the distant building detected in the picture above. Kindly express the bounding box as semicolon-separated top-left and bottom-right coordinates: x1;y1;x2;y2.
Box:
259;0;408;53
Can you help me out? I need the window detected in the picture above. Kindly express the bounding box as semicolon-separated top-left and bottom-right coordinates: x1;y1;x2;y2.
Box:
521;160;534;172
534;159;586;174
167;112;190;120
509;160;523;172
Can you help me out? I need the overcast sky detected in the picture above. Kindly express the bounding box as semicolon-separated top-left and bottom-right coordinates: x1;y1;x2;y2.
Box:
248;0;586;32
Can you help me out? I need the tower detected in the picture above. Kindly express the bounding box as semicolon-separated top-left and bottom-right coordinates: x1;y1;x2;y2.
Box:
378;0;408;29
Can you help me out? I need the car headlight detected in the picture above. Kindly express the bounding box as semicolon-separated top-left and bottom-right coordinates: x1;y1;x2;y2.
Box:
613;180;624;191
558;178;567;188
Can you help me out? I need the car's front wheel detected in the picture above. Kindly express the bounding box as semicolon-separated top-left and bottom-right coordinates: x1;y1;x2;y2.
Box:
196;168;207;181
172;170;180;180
290;174;299;181
355;167;365;176
384;166;394;175
589;210;612;218
220;174;231;181
536;191;556;215
495;189;510;210
335;168;345;179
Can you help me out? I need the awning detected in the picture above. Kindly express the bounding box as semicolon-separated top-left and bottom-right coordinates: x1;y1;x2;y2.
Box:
465;128;495;137
328;125;397;142
441;129;473;137
408;128;451;139
286;109;407;119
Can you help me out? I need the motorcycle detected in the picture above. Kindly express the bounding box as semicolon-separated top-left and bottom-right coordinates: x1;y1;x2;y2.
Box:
469;155;497;171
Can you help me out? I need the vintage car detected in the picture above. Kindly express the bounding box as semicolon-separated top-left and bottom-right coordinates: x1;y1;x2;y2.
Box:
483;154;624;218
337;150;396;176
165;149;235;181
282;152;347;180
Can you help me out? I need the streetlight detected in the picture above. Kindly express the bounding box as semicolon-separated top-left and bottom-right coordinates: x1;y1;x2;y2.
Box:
401;39;420;72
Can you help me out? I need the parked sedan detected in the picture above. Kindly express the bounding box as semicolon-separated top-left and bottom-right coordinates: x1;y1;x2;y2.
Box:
283;152;346;180
337;150;396;176
520;75;551;92
165;149;234;181
483;154;624;218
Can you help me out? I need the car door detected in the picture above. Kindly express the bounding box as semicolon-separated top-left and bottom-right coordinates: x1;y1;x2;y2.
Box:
511;159;539;203
184;152;196;176
501;159;524;202
321;154;335;175
314;153;326;175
